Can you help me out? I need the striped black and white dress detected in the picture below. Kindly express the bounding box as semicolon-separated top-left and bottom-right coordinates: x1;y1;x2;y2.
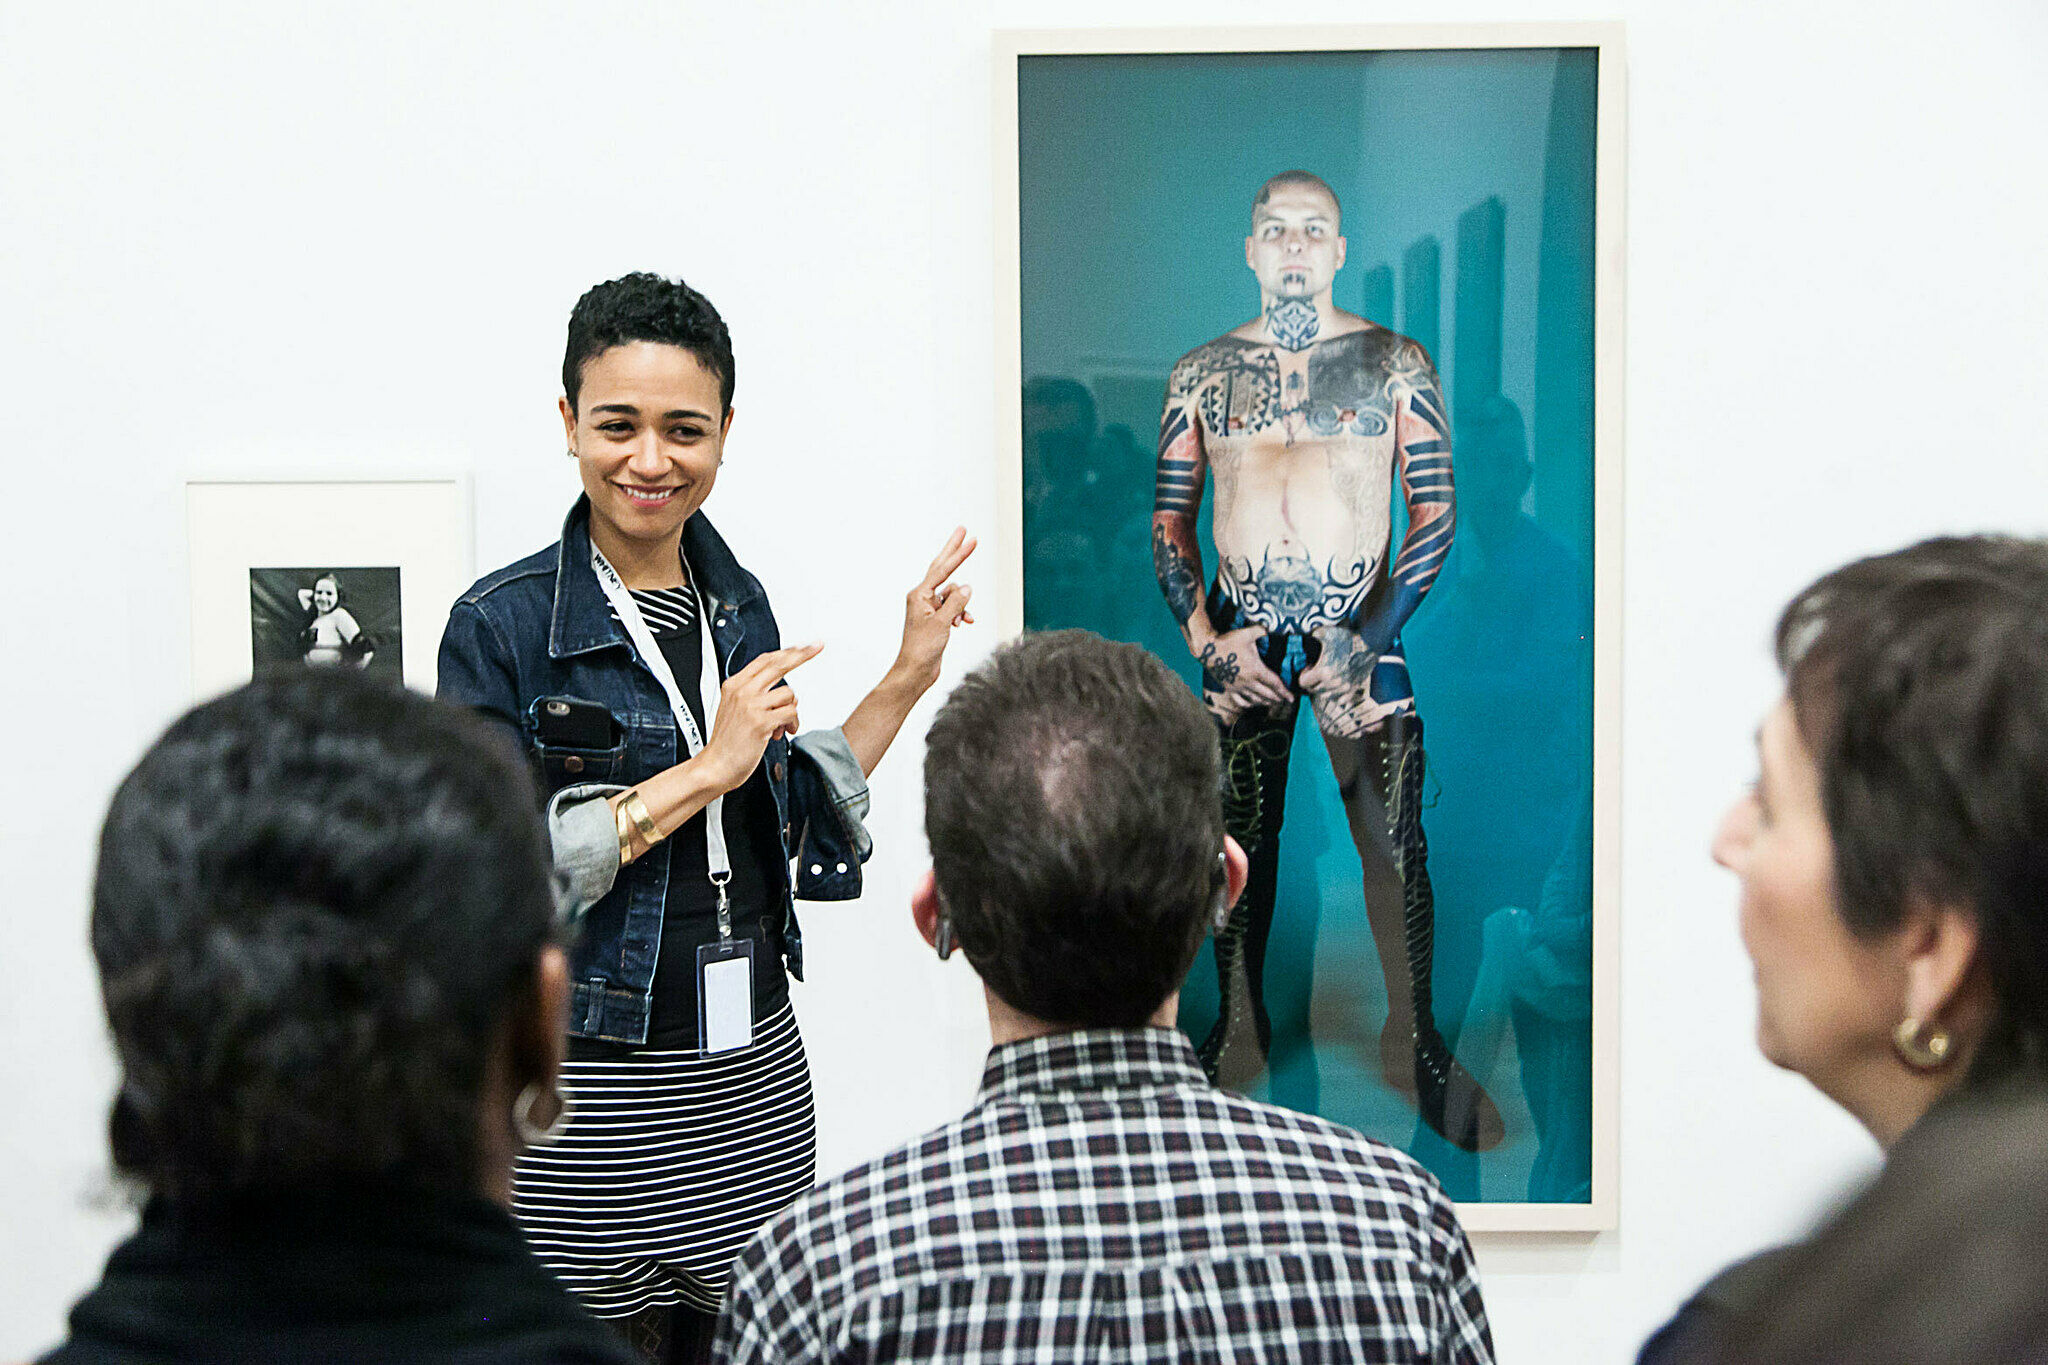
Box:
513;582;818;1318
514;1004;815;1316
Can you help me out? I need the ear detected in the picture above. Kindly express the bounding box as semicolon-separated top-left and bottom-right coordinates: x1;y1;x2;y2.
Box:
721;405;736;439
1244;235;1257;271
559;395;578;451
1899;900;1982;1028
512;945;570;1090
1334;235;1348;272
911;867;943;950
1222;835;1250;908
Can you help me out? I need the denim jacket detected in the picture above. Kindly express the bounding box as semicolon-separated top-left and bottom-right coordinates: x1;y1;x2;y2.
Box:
436;497;872;1044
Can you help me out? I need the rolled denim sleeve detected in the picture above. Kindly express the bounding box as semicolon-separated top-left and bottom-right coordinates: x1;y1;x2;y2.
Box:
786;727;873;901
547;782;628;930
792;728;871;857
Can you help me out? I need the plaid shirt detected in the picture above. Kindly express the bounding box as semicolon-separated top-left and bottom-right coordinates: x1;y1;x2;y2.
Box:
714;1028;1493;1363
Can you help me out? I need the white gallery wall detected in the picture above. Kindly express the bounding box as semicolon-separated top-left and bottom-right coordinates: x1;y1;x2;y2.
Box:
3;0;2044;1358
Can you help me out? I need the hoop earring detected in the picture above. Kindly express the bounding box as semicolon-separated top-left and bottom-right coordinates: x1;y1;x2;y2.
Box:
1893;1017;1953;1070
515;1079;573;1147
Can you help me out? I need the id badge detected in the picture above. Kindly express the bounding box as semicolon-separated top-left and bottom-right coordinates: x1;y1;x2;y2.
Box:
697;937;756;1055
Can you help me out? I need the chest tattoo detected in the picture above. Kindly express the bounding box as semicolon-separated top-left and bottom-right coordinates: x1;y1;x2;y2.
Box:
1302;331;1400;438
1181;330;1415;445
1192;345;1282;438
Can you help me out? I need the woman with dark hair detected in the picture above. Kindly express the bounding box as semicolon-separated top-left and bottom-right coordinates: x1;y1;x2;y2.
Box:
297;571;375;668
1639;534;2048;1363
41;668;634;1363
437;272;972;1361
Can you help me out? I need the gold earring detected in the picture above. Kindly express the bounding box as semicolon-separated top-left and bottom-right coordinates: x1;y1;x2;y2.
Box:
1893;1016;1953;1070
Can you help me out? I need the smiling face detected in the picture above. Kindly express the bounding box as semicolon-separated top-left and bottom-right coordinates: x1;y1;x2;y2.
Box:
1714;699;1908;1102
560;341;731;564
1245;182;1346;300
312;578;338;612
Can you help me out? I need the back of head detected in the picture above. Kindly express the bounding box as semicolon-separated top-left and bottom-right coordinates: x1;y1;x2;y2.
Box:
922;630;1222;1027
1022;375;1098;435
1456;394;1531;517
93;669;556;1203
1774;535;2048;1084
562;271;736;414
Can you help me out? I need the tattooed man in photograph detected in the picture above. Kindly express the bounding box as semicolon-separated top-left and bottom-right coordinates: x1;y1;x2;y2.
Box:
1154;170;1501;1151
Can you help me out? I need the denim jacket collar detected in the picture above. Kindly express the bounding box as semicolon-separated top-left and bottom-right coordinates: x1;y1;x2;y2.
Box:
547;496;762;660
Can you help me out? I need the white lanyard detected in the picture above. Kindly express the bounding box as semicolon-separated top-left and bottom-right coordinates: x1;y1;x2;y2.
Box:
590;544;735;938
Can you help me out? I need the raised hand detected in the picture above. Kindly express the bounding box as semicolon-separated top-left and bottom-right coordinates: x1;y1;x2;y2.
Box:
699;643;822;792
1198;625;1291;723
892;527;976;693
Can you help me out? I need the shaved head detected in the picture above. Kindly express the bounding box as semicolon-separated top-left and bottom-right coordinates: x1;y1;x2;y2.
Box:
1253;170;1341;227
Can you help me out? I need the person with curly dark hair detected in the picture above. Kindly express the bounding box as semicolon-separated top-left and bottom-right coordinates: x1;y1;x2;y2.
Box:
1639;534;2048;1363
38;668;635;1364
437;272;973;1361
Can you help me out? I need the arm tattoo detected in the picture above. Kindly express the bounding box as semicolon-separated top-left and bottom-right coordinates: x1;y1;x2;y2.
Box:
1153;520;1205;626
1354;345;1455;651
1154;373;1211;627
1153;408;1200;515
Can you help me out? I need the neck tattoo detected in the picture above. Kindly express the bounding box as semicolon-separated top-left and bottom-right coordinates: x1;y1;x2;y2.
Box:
1266;298;1320;352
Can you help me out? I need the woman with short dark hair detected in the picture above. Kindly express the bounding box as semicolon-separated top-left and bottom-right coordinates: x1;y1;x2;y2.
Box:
1639;534;2048;1363
438;272;973;1361
41;668;634;1363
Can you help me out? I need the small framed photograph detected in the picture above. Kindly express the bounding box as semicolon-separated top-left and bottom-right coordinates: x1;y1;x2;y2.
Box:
995;24;1625;1229
187;479;472;699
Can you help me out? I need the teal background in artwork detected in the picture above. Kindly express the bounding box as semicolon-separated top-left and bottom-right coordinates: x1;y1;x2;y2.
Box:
1018;48;1598;1203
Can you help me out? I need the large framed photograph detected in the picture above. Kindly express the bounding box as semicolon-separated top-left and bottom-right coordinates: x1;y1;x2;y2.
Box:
995;25;1624;1229
187;479;473;699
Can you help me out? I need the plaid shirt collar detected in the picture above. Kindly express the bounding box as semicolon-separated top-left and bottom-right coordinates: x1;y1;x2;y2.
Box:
976;1027;1210;1106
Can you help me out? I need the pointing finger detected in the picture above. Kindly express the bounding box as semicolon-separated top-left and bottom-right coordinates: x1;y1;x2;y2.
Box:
736;642;824;686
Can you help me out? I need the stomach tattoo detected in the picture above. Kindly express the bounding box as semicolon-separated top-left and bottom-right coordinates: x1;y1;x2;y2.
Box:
1221;549;1374;633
